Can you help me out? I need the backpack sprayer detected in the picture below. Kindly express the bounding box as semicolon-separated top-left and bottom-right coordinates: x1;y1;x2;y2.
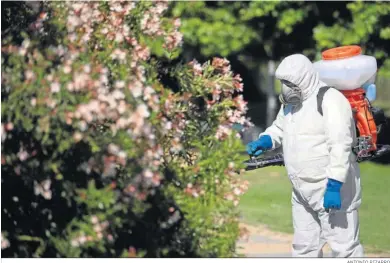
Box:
244;46;390;171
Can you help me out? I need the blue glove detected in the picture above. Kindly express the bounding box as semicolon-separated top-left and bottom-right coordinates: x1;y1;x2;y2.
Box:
323;178;343;211
246;135;273;157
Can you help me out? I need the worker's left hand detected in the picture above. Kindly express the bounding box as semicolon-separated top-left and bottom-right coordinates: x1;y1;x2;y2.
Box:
323;178;343;211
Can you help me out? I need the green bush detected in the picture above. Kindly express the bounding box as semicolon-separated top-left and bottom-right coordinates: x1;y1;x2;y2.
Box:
1;1;251;258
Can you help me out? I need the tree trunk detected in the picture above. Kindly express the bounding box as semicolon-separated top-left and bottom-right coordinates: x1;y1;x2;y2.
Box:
266;60;277;127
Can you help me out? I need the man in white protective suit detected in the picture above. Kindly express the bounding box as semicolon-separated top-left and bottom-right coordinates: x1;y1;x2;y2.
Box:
246;54;364;257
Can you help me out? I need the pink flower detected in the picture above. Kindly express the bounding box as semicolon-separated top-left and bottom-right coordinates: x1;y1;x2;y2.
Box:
68;33;78;42
63;65;72;74
34;179;52;200
78;234;87;244
67;82;75;91
81;33;91;43
67;15;82;32
1;233;10;250
123;25;131;36
117;100;127;114
5;122;14;131
111;48;127;61
83;64;91;73
93;225;102;233
164;31;183;50
128;104;150;135
118;151;127;159
234;95;248;113
46;74;54;82
143;169;153;178
233;74;244;91
233;188;241;196
136;104;150;118
71;239;79;247
108;143;120;155
233;74;242;82
212;57;231;74
17;149;29;161
73;132;83;142
110;2;124;13
112;90;125;100
18;48;27;56
90;215;99;224
143;86;155;100
25;70;35;80
22;39;30;49
234;81;244;92
115;32;124;43
116;118;130;129
129;81;143;98
225;194;234;201
101;28;109;35
188;60;203;75
163;121;172;131
73;72;89;91
114;81;125;89
134;45;150;61
50;82;61;93
215;124;232;140
140;12;162;36
173;18;181;28
123;2;135;14
170;137;183;153
71;2;84;13
46;98;57;108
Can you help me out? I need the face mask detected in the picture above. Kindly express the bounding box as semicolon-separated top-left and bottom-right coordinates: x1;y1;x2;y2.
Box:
279;80;302;106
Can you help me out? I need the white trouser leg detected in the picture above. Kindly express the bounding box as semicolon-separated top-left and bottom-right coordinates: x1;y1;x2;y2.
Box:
318;209;364;257
291;191;324;257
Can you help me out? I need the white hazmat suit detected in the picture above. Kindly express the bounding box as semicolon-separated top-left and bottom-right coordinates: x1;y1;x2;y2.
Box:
260;54;363;257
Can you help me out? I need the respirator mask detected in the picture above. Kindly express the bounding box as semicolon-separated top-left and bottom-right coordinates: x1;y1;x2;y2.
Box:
279;80;302;106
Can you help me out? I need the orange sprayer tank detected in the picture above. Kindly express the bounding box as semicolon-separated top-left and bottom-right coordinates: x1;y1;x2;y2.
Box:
340;88;377;151
315;45;378;154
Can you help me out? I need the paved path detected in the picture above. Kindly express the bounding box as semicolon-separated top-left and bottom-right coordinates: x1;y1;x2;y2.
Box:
237;223;389;258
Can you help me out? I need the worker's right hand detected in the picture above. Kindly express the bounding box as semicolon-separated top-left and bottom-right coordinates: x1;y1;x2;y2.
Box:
246;135;273;157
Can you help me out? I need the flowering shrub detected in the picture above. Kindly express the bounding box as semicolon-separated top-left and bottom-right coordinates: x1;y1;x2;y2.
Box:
1;1;251;257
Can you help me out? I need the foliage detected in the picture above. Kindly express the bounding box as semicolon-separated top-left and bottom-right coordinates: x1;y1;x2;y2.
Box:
313;1;390;77
1;1;251;257
171;1;257;57
172;1;390;75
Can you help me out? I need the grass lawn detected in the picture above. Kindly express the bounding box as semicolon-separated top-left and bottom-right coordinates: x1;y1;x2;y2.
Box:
239;162;390;253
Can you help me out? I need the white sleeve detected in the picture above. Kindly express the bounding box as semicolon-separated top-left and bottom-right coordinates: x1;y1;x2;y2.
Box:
259;105;284;150
322;89;355;183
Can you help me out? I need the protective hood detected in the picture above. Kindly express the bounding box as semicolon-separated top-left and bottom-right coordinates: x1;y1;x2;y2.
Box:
275;54;326;101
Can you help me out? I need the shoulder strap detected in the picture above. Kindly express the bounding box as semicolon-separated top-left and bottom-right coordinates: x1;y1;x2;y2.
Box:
317;86;333;116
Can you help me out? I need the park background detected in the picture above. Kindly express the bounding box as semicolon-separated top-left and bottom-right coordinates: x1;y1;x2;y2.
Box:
1;1;390;258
